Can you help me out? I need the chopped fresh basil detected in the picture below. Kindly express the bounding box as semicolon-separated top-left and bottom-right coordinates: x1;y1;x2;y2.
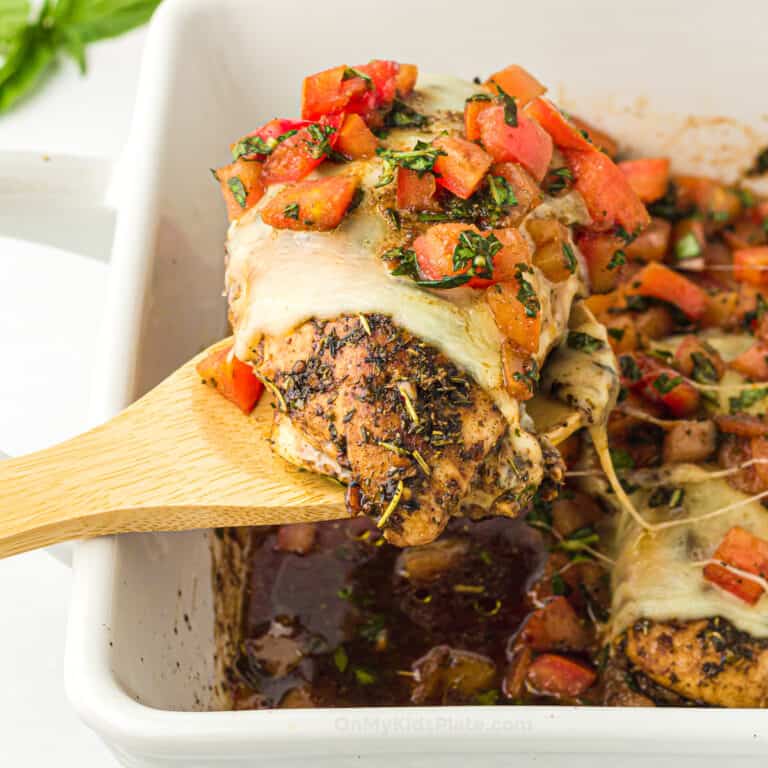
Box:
333;645;348;672
675;232;702;261
607;327;625;341
232;135;274;160
649;486;685;508
690;351;718;384
488;174;518;208
609;448;635;470
466;92;493;103
558;526;600;552
729;387;768;414
562;242;577;273
652;373;682;394
306;123;339;160
375;140;445;187
342;67;373;87
607;249;627;270
493;82;518;126
567;331;605;353
385;99;428;128
515;263;540;318
353;667;376;685
624;294;650;312
382;246;418;279
512;358;540;394
546;167;573;195
747;146;768;177
227;177;247;208
473;689;500;705
283;202;300;220
551;573;568;596
619;354;641;382
735;186;755;208
452;230;501;277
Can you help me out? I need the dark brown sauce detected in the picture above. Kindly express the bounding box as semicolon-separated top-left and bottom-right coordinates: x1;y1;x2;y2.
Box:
232;516;549;708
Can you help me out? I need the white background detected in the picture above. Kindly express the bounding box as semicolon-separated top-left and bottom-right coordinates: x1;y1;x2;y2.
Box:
1;12;767;768
0;28;148;765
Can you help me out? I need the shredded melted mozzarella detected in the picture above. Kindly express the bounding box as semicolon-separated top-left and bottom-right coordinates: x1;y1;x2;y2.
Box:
609;478;768;638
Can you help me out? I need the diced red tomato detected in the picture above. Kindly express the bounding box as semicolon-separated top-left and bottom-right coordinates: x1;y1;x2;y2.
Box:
617;157;670;203
262;116;341;184
676;175;742;224
562;149;650;233
491;228;534;281
196;345;264;414
501;342;537;401
703;526;768;605
394;63;418;95
396;168;436;211
674;335;725;380
521;597;589;652
432;135;493;199
527;219;574;283
730;342;768;381
484;65;545;107
413;223;531;287
526;654;596;698
414;223;476;283
356;59;399;105
336;113;378;159
575;231;626;293
234;118;312;160
464;98;494;141
492;162;543;214
715;414;768;438
260;176;358;231
630;354;700;417
734;247;768;288
214;160;265;221
301;64;370;121
525;98;594;152
639;370;700;417
302;60;402;123
625;262;708;320
485;279;541;354
752;436;768;487
477;105;553;182
625;218;671;262
568;114;619;157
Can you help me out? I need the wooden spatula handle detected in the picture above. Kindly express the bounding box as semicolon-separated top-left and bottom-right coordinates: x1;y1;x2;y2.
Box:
0;342;346;559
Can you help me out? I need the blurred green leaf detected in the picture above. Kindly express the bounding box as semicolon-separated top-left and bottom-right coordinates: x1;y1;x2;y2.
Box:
55;0;163;43
61;28;86;74
0;0;162;115
0;1;30;46
0;25;56;113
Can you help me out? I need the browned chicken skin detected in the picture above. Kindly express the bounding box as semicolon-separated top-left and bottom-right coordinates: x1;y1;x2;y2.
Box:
618;617;768;707
254;313;563;546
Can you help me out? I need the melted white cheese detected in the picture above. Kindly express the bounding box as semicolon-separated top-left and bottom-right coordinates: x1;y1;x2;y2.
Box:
610;479;768;638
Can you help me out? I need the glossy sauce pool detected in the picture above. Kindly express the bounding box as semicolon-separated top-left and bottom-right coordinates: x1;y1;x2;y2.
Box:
230;516;549;708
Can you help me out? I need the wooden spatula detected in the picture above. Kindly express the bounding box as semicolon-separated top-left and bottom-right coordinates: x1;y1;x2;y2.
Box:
0;339;347;559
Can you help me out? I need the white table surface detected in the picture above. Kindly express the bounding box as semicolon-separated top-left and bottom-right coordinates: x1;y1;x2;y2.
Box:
0;29;147;766
1;20;766;768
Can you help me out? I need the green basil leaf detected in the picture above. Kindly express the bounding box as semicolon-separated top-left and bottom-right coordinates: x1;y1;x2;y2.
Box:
61;27;86;74
57;0;162;44
0;25;55;113
0;0;29;46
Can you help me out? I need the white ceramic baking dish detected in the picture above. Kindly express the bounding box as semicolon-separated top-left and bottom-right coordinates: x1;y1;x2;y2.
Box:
65;0;768;764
